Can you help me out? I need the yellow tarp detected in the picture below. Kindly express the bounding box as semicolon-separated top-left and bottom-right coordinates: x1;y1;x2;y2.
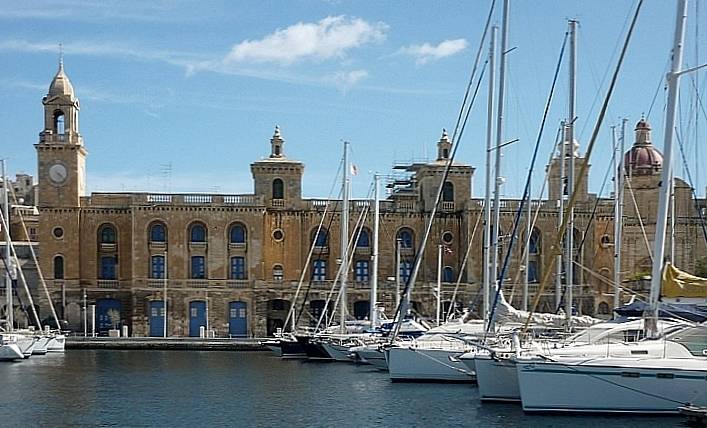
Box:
661;262;707;298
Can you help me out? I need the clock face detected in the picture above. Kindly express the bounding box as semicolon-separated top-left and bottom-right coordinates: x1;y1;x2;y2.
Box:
48;163;68;184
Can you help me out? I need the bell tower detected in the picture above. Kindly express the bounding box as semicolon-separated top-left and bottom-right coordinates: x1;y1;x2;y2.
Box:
251;126;304;209
35;59;86;208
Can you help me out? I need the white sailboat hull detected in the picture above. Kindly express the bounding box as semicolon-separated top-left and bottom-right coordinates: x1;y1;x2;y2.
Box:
517;358;707;413
0;343;24;361
46;334;65;352
473;355;519;402
386;347;474;382
32;336;50;355
320;342;353;362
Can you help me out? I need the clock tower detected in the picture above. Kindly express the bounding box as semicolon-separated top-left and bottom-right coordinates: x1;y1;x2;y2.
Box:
35;59;86;208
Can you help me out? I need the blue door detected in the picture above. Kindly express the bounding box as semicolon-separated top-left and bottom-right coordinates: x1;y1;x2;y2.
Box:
96;298;121;334
229;301;247;337
189;301;206;337
149;301;165;337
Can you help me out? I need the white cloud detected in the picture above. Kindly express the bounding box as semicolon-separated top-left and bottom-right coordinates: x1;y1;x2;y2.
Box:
398;38;468;64
222;16;387;65
325;69;369;91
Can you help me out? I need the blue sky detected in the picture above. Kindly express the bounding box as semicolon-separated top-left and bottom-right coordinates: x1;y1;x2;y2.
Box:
1;0;705;199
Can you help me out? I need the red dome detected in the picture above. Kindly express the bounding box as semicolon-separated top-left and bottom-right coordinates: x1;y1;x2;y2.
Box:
624;119;662;175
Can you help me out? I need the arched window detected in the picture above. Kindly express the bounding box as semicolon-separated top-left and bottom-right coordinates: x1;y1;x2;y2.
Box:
597;301;610;315
150;255;165;279
230;256;247;280
272;178;284;199
355;260;369;283
356;229;370;248
150;223;166;243
312;259;326;281
443;266;454;283
399;260;412;283
190;255;206;279
442;181;454;202
99;256;117;280
229;224;246;244
54;110;65;134
53;255;64;279
273;264;284;282
397;228;414;249
312;228;328;247
529;229;541;254
190;223;207;243
99;224;116;244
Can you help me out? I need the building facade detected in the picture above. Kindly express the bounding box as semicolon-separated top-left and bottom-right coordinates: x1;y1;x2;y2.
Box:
13;64;707;337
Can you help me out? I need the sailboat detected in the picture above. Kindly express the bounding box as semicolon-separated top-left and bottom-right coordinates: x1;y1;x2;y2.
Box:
516;0;707;413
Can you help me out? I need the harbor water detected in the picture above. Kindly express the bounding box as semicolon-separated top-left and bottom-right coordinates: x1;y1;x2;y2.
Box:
0;350;687;427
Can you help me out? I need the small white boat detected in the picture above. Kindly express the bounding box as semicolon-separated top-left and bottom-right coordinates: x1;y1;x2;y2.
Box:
46;334;66;353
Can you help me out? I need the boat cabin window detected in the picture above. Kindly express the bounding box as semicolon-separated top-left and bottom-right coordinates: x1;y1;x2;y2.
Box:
667;325;707;357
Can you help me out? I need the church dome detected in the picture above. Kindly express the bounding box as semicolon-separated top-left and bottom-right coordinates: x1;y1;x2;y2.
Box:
624;119;662;175
48;61;75;97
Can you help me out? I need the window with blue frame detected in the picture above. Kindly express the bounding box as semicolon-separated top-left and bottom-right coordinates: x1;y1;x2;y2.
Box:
190;224;206;242
312;228;328;247
191;256;206;279
397;229;414;249
150;255;165;279
100;256;116;279
99;225;116;244
443;266;454;283
355;260;369;283
356;229;370;248
399;260;412;284
150;223;166;242
312;259;326;281
230;224;246;244
528;260;539;283
230;256;246;279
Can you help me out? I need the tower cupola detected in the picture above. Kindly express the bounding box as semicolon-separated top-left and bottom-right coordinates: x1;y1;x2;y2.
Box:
436;128;452;161
624;118;662;176
270;125;285;158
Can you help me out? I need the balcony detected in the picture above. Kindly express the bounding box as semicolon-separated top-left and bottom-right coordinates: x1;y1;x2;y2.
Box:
97;280;119;288
226;280;249;288
147;279;167;288
186;279;209;288
441;201;455;211
271;198;285;208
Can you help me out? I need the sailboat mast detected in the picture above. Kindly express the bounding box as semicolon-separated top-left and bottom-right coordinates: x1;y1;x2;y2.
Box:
370;174;380;326
556;121;565;311
612;126;621;313
483;25;497;324
523;178;531;311
491;0;510;332
340;141;350;333
565;19;577;321
649;0;688;323
1;159;12;332
614;118;627;312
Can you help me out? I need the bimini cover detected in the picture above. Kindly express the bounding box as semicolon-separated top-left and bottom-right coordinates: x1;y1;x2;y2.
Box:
662;263;707;298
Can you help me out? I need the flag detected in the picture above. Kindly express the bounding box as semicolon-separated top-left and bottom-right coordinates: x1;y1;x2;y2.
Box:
350;164;358;176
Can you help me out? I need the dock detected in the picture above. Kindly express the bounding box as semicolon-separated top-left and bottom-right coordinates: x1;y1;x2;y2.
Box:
66;336;266;351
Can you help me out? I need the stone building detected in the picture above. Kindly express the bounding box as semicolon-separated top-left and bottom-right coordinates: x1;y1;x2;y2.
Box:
14;63;707;337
